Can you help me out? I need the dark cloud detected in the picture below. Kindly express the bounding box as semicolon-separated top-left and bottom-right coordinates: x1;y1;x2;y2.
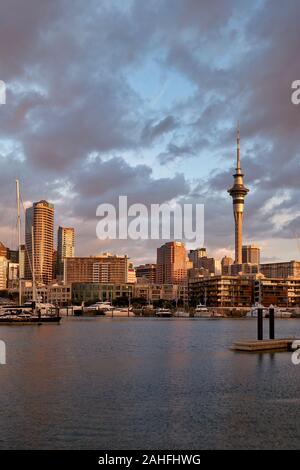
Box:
158;143;196;164
69;156;190;219
141;116;178;143
0;0;299;262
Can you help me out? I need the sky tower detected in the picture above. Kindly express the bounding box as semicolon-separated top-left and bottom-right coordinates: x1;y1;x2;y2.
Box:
228;125;249;264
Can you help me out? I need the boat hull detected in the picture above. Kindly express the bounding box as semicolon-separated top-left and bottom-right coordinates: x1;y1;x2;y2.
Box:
0;316;61;324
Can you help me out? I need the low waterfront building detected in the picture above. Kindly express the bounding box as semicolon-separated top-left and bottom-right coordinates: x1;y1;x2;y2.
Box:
22;282;72;306
189;275;253;307
189;274;300;308
71;283;134;304
254;277;300;307
134;283;188;304
71;282;188;305
260;260;300;279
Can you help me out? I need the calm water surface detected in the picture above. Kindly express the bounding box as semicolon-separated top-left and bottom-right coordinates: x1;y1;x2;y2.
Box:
0;317;299;449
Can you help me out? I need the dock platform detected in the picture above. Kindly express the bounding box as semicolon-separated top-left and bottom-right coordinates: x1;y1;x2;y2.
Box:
231;338;296;352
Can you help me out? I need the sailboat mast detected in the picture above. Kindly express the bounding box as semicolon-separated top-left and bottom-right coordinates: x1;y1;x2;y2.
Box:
16;179;22;305
31;226;37;303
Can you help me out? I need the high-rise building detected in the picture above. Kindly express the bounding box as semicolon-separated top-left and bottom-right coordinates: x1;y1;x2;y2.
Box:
7;249;18;263
25;200;54;285
156;241;187;285
0;256;8;290
136;264;157;283
199;257;216;274
188;248;218;275
127;262;137;283
0;242;8;258
57;226;75;277
4;245;25;281
53;249;58;279
228;126;249;264
229;262;259;276
188;248;207;265
19;244;25;279
242;245;260;265
7;262;19;288
221;256;234;275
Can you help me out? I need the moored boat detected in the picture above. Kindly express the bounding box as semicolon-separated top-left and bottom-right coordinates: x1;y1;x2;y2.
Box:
0;303;61;324
173;310;190;318
194;304;211;318
155;308;173;318
0;181;62;325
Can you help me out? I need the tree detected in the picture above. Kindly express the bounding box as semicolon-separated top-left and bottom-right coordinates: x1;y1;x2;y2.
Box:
113;296;129;307
131;297;147;308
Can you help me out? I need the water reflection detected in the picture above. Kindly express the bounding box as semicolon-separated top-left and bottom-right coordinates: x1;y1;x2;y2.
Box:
0;317;299;449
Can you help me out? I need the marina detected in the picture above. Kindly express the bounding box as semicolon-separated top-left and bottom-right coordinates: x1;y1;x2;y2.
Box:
0;316;299;450
0;302;61;324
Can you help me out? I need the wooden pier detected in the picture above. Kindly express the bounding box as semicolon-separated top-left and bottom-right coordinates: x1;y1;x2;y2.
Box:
230;306;300;352
231;338;296;352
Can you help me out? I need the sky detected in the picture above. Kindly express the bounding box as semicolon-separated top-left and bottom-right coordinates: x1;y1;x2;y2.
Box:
0;0;300;264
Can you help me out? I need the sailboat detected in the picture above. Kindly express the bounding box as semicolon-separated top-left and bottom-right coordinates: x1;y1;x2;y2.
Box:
0;180;61;324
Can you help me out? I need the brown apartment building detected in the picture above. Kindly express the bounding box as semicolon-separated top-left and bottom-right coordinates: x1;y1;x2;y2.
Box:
64;253;129;284
260;261;300;278
156;241;187;285
136;264;157;283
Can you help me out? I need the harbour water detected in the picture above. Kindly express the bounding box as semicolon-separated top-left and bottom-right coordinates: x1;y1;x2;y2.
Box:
0;317;299;449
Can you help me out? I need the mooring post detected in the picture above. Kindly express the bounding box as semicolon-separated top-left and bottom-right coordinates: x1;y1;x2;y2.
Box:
257;307;263;340
269;307;275;339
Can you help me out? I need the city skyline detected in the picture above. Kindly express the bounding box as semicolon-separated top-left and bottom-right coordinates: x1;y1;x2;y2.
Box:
0;1;300;265
3;125;298;269
1;133;300;268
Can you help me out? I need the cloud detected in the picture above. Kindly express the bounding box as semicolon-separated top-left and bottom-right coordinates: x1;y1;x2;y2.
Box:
68;155;190;219
157;142;195;164
141;115;178;143
0;0;300;263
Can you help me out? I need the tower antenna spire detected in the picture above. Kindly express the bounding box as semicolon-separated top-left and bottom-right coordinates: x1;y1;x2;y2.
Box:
236;121;241;171
228;122;249;265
